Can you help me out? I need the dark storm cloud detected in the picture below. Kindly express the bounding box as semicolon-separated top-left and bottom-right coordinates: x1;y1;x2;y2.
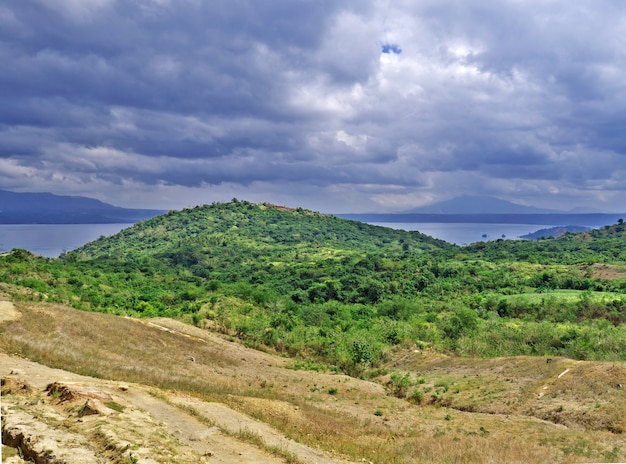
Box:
4;0;347;112
2;0;626;212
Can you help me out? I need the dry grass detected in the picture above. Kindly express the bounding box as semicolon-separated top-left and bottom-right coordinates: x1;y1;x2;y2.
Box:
383;347;626;434
590;263;626;280
0;301;243;398
1;294;625;463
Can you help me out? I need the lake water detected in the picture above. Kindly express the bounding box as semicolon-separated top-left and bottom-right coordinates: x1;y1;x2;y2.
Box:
370;222;559;245
0;221;556;258
0;224;133;258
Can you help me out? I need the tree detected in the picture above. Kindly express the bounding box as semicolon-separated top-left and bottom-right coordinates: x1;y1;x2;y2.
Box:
440;308;479;340
351;339;374;365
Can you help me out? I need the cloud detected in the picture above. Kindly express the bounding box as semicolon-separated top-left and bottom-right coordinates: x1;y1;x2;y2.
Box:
1;0;626;213
31;0;116;22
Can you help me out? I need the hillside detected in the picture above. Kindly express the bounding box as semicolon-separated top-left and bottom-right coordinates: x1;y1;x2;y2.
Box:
0;189;164;223
65;201;451;303
521;225;590;240
463;220;626;263
1;201;626;462
2;294;625;463
69;200;450;259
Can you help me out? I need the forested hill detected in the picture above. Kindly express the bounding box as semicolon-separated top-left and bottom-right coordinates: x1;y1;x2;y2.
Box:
68;200;451;261
2;199;626;370
461;220;626;264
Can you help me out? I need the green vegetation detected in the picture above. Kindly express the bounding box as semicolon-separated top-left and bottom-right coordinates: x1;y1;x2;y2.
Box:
1;200;625;375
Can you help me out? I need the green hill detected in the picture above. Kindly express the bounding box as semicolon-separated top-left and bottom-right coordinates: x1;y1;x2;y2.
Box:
69;200;450;259
1;200;625;374
64;200;452;303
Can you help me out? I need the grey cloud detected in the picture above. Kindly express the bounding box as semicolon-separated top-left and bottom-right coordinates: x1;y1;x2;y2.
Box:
2;0;626;212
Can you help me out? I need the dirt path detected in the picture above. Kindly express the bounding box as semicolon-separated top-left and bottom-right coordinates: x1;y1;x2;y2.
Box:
120;387;286;464
170;396;350;464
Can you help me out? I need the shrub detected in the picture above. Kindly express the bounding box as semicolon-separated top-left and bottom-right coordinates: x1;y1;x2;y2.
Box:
18;277;48;292
351;339;374;365
409;388;424;404
389;372;412;398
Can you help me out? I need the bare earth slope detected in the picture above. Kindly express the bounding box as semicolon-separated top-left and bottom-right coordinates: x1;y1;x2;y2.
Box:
2;294;625;463
2;354;348;463
1;298;353;463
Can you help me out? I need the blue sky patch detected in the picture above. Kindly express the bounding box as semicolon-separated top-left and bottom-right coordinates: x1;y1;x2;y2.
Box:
381;43;402;54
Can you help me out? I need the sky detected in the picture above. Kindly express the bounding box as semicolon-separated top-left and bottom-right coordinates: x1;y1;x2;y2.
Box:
2;0;626;213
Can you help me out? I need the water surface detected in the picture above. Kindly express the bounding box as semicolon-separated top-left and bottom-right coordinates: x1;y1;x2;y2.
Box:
370;222;559;245
0;224;133;258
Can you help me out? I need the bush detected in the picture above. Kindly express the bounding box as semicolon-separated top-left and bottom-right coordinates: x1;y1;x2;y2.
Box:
409;388;425;404
439;308;479;340
351;339;374;365
389;372;412;398
17;277;48;293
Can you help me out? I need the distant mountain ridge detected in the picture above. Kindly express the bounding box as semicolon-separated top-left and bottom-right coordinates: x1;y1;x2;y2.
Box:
402;195;559;214
0;189;164;224
339;195;625;229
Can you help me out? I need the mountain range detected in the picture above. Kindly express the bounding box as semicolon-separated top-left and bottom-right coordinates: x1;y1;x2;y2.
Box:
0;190;620;224
401;195;560;214
0;189;164;224
338;195;625;228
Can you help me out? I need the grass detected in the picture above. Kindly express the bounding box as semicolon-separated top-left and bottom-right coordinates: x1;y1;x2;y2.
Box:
2;445;19;459
104;401;126;413
235;428;301;464
503;289;623;304
1;295;625;463
0;301;245;400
